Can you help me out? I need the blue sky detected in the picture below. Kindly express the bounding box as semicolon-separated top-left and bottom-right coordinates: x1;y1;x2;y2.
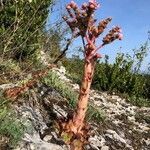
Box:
47;0;150;71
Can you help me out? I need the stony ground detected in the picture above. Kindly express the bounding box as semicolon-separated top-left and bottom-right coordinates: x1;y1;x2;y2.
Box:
1;67;150;150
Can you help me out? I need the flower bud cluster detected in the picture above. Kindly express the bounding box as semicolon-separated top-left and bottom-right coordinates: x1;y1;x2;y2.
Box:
88;17;112;41
102;26;123;45
97;18;112;36
89;0;100;10
64;0;99;37
64;0;123;62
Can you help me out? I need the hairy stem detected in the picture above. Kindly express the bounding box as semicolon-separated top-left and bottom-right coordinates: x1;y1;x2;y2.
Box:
71;58;96;133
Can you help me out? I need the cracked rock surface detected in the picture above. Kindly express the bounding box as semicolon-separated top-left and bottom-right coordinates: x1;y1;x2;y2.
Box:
1;66;149;150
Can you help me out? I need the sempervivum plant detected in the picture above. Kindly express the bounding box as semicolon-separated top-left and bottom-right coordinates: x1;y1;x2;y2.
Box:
59;0;123;149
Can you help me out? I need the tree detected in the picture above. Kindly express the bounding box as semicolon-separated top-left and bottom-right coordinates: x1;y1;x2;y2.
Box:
0;0;53;60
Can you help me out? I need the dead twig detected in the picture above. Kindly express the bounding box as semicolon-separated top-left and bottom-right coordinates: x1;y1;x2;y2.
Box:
53;36;74;64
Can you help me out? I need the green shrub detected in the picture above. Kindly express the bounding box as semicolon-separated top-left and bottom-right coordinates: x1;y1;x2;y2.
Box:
93;53;146;97
0;93;25;147
128;95;150;107
0;0;53;61
0;110;25;146
86;105;105;123
42;71;78;108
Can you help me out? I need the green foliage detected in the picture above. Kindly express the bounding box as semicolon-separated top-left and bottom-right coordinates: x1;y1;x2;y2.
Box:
0;0;62;84
61;131;73;143
42;70;105;121
93;42;149;100
143;74;150;99
0;58;21;84
63;56;84;84
42;29;62;61
42;71;78;108
86;105;105;123
0;110;25;147
128;96;150;107
0;92;9;107
0;93;25;147
64;42;150;107
93;53;146;96
0;0;53;60
0;59;20;73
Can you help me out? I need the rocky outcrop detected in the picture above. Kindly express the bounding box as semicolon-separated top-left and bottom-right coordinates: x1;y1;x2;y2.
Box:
1;66;149;150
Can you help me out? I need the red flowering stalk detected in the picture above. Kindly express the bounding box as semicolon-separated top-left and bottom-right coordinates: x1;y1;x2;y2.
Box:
60;0;122;146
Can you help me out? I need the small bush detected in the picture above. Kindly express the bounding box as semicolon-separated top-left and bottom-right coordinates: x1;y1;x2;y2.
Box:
127;96;150;107
0;58;21;84
0;93;25;147
93;53;146;97
86;105;105;123
42;70;78;108
0;0;53;61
